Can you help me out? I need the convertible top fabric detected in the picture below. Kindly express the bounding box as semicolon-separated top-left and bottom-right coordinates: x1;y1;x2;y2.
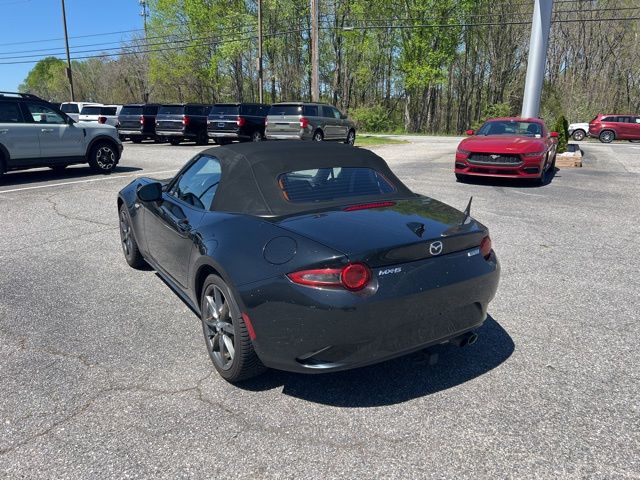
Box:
204;141;415;216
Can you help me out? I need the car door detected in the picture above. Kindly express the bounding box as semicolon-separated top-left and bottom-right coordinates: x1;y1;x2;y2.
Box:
144;154;221;287
332;107;348;139
0;100;40;164
631;116;640;139
321;106;337;139
24;102;85;159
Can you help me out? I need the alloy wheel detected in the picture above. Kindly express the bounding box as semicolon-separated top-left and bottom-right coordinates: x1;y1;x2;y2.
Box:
252;131;262;142
119;210;132;257
346;131;355;145
96;146;116;170
202;285;235;370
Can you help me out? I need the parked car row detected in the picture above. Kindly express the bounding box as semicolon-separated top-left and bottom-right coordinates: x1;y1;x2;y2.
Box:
113;101;357;146
569;114;640;142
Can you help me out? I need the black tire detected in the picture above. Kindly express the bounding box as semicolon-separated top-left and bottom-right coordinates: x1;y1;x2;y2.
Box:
153;136;163;143
88;141;118;173
455;173;468;183
599;130;615;143
195;131;208;146
131;136;143;144
535;156;549;186
250;131;263;142
345;129;356;145
572;129;586;141
200;274;266;382
312;130;324;142
169;138;181;146
118;204;147;269
49;165;68;172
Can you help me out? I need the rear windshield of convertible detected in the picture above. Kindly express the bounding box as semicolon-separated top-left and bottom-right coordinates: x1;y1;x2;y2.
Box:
278;167;397;203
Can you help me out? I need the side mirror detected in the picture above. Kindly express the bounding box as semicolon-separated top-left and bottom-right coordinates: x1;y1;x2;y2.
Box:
465;129;475;136
136;182;163;203
550;131;559;138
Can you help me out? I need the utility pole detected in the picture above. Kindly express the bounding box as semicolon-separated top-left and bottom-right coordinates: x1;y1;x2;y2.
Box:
310;0;319;102
60;0;75;101
521;0;553;118
140;0;149;103
257;0;264;103
140;0;148;38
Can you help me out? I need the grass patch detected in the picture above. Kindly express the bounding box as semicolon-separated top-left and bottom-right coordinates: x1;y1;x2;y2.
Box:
355;135;408;146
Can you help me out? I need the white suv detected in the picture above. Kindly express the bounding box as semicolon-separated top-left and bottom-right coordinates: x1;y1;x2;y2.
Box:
78;104;122;126
60;101;102;122
0;92;123;179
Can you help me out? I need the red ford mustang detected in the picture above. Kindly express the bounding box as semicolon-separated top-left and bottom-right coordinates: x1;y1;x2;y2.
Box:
454;117;558;185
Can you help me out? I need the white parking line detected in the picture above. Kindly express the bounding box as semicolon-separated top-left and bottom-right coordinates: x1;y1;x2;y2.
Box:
0;169;179;195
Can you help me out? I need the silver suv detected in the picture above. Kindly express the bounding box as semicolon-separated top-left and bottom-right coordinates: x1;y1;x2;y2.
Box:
265;102;356;144
0;92;123;179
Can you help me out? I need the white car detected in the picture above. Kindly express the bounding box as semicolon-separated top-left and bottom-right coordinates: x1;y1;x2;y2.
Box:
78;105;122;127
568;122;589;141
0;92;123;178
60;101;102;122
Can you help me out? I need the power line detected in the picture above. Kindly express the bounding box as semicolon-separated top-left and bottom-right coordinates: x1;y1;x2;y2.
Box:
1;15;638;65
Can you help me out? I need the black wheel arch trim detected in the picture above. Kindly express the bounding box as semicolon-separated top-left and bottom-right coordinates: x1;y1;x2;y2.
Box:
191;257;246;317
87;135;121;161
0;142;10;167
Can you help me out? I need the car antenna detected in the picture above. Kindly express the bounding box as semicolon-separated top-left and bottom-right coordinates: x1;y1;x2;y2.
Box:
461;196;473;225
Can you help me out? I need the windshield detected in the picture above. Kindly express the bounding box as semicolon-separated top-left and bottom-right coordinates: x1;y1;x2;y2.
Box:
210;105;239;116
80;106;101;115
60;104;79;113
477;120;543;137
120;106;143;115
278;167;397;203
269;104;302;116
158;105;184;115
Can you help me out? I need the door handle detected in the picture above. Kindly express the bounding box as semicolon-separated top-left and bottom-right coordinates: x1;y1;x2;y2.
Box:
41;128;54;133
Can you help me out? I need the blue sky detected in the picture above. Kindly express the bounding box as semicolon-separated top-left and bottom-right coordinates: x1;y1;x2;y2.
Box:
0;0;144;91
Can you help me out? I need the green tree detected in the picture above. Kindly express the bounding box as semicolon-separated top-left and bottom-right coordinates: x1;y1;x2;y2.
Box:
19;57;68;101
553;115;569;154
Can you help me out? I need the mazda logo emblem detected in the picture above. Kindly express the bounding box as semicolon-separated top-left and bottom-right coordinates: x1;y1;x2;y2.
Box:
429;241;443;256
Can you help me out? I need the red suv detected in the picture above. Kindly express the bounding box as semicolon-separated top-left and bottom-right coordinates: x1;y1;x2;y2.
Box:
589;114;640;143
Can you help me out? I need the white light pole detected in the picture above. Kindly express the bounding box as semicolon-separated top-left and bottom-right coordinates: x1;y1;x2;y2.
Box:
521;0;553;118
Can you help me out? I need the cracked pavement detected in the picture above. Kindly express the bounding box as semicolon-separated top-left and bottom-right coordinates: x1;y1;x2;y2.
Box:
1;139;639;479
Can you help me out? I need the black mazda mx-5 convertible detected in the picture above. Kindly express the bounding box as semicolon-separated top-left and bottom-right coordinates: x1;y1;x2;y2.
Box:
117;141;500;382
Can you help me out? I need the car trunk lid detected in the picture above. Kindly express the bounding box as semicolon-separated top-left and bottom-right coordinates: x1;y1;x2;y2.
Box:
208;105;240;132
267;104;303;134
156;106;185;131
274;197;486;266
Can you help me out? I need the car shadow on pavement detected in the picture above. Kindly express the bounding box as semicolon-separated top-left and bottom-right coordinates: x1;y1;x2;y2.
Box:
238;315;514;407
0;165;143;187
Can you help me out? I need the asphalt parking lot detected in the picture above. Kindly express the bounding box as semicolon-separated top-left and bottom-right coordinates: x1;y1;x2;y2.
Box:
1;138;639;479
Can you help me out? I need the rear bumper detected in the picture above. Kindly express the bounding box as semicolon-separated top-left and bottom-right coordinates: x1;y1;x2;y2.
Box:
455;153;544;179
156;130;190;138
208;131;242;139
238;249;500;373
266;133;306;141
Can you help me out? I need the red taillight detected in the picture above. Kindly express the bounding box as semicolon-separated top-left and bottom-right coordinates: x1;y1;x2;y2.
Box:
182;115;190;126
299;117;309;129
344;201;396;212
98;116;107;124
341;263;371;291
480;235;492;260
288;262;372;292
140;115;145;125
236;116;246;127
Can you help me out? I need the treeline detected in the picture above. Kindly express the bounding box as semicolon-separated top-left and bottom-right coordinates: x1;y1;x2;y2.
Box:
19;0;640;133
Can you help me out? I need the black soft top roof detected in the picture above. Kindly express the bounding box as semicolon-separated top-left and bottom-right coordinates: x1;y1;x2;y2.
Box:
202;141;415;216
